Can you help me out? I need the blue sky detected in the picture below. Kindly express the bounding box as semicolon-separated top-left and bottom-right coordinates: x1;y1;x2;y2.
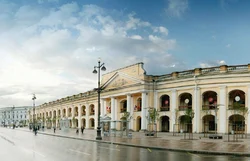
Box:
0;0;249;107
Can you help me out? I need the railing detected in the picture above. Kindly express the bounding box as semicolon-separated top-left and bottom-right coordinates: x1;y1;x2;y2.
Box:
228;104;246;110
178;70;194;77
90;111;95;115
82;112;86;116
179;105;192;111
160;106;170;111
202;105;217;110
120;108;127;113
227;65;248;72
201;67;220;74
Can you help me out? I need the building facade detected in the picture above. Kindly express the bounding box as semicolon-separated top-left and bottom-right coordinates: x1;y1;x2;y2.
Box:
0;106;31;126
30;63;250;134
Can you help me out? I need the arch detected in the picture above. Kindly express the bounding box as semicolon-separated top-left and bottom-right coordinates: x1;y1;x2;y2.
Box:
89;104;95;115
69;119;72;128
179;93;192;111
202;91;217;110
136;116;141;131
75;118;78;128
160;94;170;111
161;116;169;132
229;114;245;132
53;110;56;117
106;101;111;113
57;109;61;117
89;118;95;128
62;109;66;117
68;108;72;117
74;106;78;117
82;105;86;116
179;115;192;132
228;90;245;109
202;115;215;133
81;118;86;127
120;100;127;113
135;98;142;111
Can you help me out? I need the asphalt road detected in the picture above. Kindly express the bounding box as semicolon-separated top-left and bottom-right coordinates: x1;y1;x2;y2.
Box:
0;128;249;161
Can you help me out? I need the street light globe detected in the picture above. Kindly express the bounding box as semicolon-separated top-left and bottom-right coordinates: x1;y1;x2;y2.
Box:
101;66;106;71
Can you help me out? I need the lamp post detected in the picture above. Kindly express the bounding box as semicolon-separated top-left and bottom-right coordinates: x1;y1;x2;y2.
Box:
32;94;36;131
12;105;15;129
93;58;106;140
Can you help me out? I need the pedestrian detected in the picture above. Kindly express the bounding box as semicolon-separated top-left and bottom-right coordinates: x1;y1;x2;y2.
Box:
76;128;79;134
81;126;85;134
34;127;37;135
54;127;56;133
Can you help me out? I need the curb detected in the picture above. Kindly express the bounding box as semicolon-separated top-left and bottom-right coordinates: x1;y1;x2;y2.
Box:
15;128;250;157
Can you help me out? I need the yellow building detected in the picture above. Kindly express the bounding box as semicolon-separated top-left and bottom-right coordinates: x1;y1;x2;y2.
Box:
31;62;250;134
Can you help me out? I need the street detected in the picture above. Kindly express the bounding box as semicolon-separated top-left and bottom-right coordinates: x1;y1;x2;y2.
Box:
0;128;249;161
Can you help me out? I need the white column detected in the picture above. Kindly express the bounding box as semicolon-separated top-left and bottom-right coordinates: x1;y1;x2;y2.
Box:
101;99;105;117
127;94;131;113
114;98;118;120
111;97;115;129
86;104;89;128
171;89;177;132
141;92;147;131
78;104;82;128
193;87;201;133
219;86;227;134
103;100;107;116
130;96;134;130
247;85;250;134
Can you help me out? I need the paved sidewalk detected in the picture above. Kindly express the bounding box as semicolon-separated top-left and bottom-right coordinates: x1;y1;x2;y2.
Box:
17;127;250;156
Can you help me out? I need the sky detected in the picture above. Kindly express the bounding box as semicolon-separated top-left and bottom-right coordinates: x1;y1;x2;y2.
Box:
0;0;249;107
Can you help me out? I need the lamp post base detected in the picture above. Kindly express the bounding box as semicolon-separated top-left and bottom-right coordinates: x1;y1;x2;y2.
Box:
96;126;102;140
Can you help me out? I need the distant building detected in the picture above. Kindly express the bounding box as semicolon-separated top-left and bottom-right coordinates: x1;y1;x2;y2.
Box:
0;106;31;126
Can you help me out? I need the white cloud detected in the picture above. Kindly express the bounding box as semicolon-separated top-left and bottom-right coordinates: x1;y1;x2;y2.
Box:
200;60;226;68
153;26;169;36
38;0;59;4
130;35;143;40
165;0;189;18
0;2;180;107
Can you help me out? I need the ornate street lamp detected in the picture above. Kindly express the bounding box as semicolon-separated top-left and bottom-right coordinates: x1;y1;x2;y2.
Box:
32;94;36;131
93;58;106;140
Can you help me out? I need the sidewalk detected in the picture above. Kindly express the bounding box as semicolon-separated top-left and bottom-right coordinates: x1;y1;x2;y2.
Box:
18;127;250;156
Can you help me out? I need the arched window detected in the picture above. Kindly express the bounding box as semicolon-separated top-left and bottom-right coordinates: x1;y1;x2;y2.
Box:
120;100;127;113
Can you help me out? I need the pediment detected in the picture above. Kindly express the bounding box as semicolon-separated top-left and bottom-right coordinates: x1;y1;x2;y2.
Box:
101;72;143;90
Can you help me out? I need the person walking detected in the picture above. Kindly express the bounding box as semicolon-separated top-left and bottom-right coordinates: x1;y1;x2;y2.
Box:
76;128;79;134
53;127;56;133
81;126;85;134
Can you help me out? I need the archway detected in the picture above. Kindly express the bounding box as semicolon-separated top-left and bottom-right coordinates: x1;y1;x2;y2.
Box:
160;95;170;111
179;115;192;132
82;118;86;127
136;116;141;131
202;91;217;110
229;90;245;109
75;119;78;128
229;114;245;132
202;115;215;133
161;116;169;132
179;93;192;111
89;118;95;128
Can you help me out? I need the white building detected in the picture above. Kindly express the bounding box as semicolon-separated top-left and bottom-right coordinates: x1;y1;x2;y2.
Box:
30;63;250;134
0;106;31;127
